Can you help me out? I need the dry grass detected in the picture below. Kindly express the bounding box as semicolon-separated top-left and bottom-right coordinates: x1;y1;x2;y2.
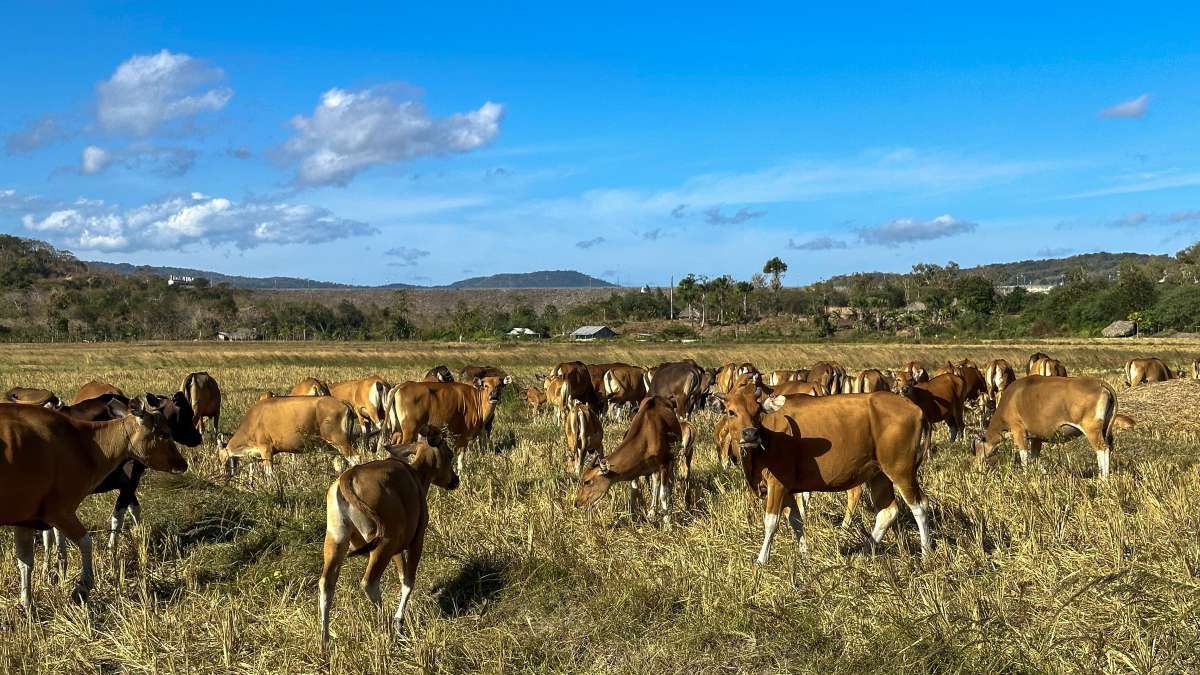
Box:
1;340;1199;674
1119;379;1200;441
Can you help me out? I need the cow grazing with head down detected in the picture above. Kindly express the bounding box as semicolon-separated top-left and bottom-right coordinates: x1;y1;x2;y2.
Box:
181;372;222;445
290;377;331;397
382;377;509;473
221;396;364;478
983;359;1016;407
896;373;966;452
600;364;649;416
4;387;60;408
722;386;931;563
318;435;459;645
0;398;188;610
575;396;694;523
563;401;604;474
974;375;1118;478
646;360;706;417
1031;357;1068;378
329;375;391;440
1026;352;1051;376
423;366;454;383
554;361;605;416
1125;358;1174;387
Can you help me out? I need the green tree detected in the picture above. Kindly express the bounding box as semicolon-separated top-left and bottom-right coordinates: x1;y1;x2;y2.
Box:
763;257;788;292
954;276;997;316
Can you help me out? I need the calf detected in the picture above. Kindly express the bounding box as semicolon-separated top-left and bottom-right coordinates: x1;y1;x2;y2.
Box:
896;373;966;451
220;396;362;477
525;385;548;413
290;377;331;396
181;371;222;444
563;401;604;474
575;397;694;523
974;375;1118;477
0;399;187;609
723;387;930;563
318;436;459;645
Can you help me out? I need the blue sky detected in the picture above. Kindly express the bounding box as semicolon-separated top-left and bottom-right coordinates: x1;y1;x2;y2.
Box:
2;3;1198;286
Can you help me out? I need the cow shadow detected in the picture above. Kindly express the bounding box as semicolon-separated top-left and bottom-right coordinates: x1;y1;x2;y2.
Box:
432;556;508;618
930;502;1012;554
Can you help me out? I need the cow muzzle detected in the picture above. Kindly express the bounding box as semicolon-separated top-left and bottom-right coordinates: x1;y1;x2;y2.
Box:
739;427;761;446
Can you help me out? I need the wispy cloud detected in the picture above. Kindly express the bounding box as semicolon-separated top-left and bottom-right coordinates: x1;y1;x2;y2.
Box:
78;143;196;177
1058;170;1200;200
383;246;430;267
6;114;74;154
1099;93;1150;119
857;214;977;247
787;236;847;251
704;206;766;225
1036;246;1075;257
575;236;606;249
670;204;688;218
283;85;503;186
642;228;663;241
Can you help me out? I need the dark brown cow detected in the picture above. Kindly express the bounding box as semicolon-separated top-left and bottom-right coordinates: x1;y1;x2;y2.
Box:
71;380;123;405
575;397;694;523
3;387;60;408
423;366;454;383
974;375;1118;478
554;361;605;413
318;436;459;644
1;399;187;608
181;371;222;444
899;362;930;386
897;373;966;451
646;360;705;417
1124;358;1173;387
722;387;930;563
383;379;505;473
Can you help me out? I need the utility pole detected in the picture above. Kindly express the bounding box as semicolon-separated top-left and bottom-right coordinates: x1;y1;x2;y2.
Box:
669;276;674;319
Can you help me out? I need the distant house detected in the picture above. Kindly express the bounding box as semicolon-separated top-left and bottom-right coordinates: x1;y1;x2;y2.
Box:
508;327;542;338
167;275;196;286
571;325;618;340
216;329;261;341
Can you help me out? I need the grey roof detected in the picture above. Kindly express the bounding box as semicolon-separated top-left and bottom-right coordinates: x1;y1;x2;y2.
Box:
571;325;616;336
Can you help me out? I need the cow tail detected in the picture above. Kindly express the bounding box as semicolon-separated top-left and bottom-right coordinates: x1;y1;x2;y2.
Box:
1099;382;1119;447
184;373;198;407
338;474;384;557
571;406;586;452
342;403;358;445
369;382;387;423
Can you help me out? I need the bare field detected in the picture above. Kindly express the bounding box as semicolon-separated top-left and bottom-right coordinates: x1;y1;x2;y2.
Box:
1;340;1199;674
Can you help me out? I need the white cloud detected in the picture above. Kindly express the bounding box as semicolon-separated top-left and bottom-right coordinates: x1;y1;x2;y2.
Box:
857;214;977;247
283;86;503;186
1099;94;1150;119
19;192;374;252
704;206;766;225
96;50;232;136
787;236;847;251
80;145;112;175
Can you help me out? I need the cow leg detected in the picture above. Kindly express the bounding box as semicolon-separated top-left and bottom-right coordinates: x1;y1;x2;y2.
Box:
891;477;932;556
52;514;93;602
627;479;640;518
657;468;673;526
15;527;34;609
319;538;350;645
756;484;786;565
864;475;899;555
841;485;863;529
1084;429;1112;478
782;492;808;555
393;535;424;630
42;528;66;580
360;547;391;616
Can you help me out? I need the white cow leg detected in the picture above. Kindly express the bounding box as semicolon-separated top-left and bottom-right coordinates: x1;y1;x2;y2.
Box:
783;494;808;555
647;475;660;520
1096;449;1111;478
903;498;933;556
868;501;901;554
109;510;126;551
657;474;672;526
15;527;34;609
393;577;413;628
756;512;781;565
71;533;94;602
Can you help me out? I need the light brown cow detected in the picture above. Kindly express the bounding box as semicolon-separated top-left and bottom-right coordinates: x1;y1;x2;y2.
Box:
601;364;649;414
181;371;222;444
808;362;847;395
765;369;806;387
1031;357;1068;378
896;373;966;451
974;375;1118;478
722;387;930;563
382;379;506;473
855;369;892;393
563;401;604;474
983;359;1016;406
318;436;459;645
525;386;548;413
423;366;454;383
0;399;187;608
714;415;738;467
766;381;828;397
1124;358;1173;387
71;380;123;405
542;374;565;418
575;397;694;523
715;363;759;395
220;396;362;477
1026;352;1051;375
290;377;331;397
329;375;391;435
3;387;60;408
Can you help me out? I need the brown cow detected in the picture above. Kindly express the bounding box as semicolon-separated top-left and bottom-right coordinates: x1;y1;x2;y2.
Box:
220;396;362;478
714;415;739;467
525;386;548;413
899;362;929;387
766;381;828;397
1;399;187;608
382;379;505;473
290;377;331;397
554;361;605;414
1026;352;1051;375
722;387;930;563
423;366;454;383
974;375;1118;478
585;362;631;400
541;374;565;418
807;362;846;395
181;371;222;444
765;369;806;387
329;375;391;435
1125;358;1173;387
601;364;649;415
575;397;694;523
563;401;604;474
4;387;60;408
1031;357;1068;378
897;373;966;451
983;359;1016;406
71;380;123;405
318;436;458;645
647;360;706;417
458;366;509;391
856;369;892;393
715;363;759;395
1193;359;1200;380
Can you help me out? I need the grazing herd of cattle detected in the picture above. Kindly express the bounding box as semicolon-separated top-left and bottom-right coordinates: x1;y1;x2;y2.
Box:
0;353;1190;640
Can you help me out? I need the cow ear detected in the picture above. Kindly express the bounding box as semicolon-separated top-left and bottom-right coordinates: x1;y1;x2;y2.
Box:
144;392;163;407
762;395;787;413
108;397;131;419
503;375;513;385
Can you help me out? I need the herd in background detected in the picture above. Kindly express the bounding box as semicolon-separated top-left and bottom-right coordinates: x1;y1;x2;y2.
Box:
0;350;1191;641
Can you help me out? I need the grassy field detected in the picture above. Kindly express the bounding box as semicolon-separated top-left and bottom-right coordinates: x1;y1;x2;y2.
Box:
1;339;1199;674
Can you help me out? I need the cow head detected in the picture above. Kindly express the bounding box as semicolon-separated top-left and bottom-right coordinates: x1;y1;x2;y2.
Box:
474;376;507;405
574;455;614;509
722;385;785;454
117;397;189;474
894;372;917;397
393;431;460;491
972;433;1000;470
145;391;204;447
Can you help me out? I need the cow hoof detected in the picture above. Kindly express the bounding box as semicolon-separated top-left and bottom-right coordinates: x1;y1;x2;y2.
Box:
70;585;90;604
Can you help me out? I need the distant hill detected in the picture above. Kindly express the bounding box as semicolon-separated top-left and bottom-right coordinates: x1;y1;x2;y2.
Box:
828;251;1170;287
446;270;617;289
85;261;360;290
